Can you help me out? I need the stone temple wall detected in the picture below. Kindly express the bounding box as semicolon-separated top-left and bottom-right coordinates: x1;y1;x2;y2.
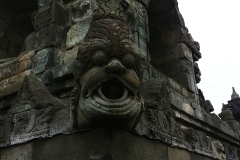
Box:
0;0;239;160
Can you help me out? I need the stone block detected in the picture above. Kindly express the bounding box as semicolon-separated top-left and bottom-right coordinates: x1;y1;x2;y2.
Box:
190;152;214;160
35;1;69;50
154;58;197;93
220;122;235;138
35;24;67;51
111;129;169;160
174;73;197;93
66;21;91;49
32;48;60;74
0;51;34;82
148;7;183;34
41;70;53;84
0;70;31;98
169;90;184;110
194;108;205;121
57;46;78;65
52;63;74;81
182;103;195;117
153;43;193;66
52;78;74;92
148;0;174;12
1;143;33;160
168;78;189;98
33;129;111;160
168;146;190;160
32;129;169;160
226;120;240;132
151;66;168;83
138;25;148;40
149;26;201;61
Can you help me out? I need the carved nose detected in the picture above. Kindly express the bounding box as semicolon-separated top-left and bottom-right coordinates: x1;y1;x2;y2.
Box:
105;60;126;74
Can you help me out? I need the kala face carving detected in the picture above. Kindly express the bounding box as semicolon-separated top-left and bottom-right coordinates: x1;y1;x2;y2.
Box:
73;18;143;128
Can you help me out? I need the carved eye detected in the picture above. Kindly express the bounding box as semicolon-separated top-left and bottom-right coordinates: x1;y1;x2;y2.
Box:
93;51;107;65
122;54;136;68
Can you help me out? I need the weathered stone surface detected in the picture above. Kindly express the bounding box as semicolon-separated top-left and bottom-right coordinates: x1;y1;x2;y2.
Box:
224;120;240;133
57;46;78;65
150;26;201;61
168;78;189;98
0;70;31;98
148;0;175;12
211;141;226;160
0;51;34;81
158;59;197;93
169;89;193;115
222;142;238;160
35;1;69;51
1;142;33;160
135;79;176;145
129;0;150;60
32;48;60;74
66;21;91;49
194;62;201;83
190;152;215;160
168;146;190;160
66;0;97;49
3;75;71;146
152;43;193;66
52;62;74;81
149;35;197;93
33;129;169;160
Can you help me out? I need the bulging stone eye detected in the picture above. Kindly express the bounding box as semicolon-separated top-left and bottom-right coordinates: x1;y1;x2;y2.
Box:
122;53;136;68
93;51;107;65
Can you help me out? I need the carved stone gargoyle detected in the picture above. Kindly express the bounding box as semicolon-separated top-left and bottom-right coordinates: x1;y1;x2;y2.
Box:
71;0;144;129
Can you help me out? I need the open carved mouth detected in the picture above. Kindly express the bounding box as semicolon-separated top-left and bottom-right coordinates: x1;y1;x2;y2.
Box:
85;78;135;104
101;79;125;99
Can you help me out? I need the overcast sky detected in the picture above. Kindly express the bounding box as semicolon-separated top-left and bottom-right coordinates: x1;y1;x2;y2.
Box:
177;0;240;114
